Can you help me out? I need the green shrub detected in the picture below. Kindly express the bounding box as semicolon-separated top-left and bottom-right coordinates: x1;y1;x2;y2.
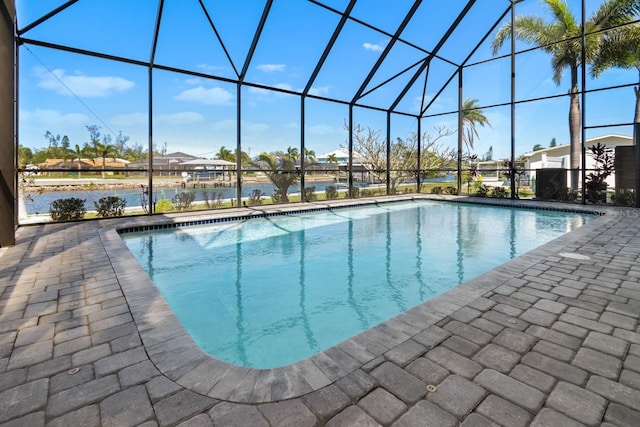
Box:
94;196;126;217
50;197;86;221
304;186;317;202
585;143;614;204
325;185;338;199
612;190;635;206
445;186;457;195
431;186;443;194
557;188;578;202
155;198;174;213
248;189;265;206
490;187;509;199
172;191;196;211
271;189;289;204
201;190;223;208
474;184;489;197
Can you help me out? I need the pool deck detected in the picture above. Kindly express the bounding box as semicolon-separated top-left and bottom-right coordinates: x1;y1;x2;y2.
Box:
2;195;640;426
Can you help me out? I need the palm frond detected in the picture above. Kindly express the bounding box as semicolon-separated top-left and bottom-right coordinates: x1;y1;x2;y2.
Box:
591;0;640;30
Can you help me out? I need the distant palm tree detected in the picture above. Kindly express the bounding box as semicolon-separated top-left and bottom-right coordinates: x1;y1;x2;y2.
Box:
304;148;316;164
74;144;84;178
326;153;339;180
286;146;300;162
253;152;299;203
61;135;71;164
215;146;235;162
91;140;119;179
492;0;640;189
591;21;640;140
461;98;491;154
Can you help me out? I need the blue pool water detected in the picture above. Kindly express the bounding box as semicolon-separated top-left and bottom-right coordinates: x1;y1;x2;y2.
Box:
121;201;593;368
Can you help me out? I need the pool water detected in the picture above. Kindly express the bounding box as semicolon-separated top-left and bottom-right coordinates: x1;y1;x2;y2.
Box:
122;201;593;368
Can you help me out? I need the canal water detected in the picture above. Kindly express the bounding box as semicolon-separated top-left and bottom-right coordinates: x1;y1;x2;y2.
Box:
21;181;344;214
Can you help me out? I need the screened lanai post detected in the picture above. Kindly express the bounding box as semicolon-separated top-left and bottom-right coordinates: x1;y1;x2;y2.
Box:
636;122;640;208
416;119;421;193
300;97;306;200
299;2;356;203
236;83;242;206
348;109;355;198
236;0;273;207
457;70;463;195
147;67;153;214
509;0;517;199
580;0;587;204
386;112;391;195
148;0;164;215
0;0;16;245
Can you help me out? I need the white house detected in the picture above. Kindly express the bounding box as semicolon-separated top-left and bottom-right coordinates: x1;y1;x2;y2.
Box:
522;134;633;189
317;149;354;164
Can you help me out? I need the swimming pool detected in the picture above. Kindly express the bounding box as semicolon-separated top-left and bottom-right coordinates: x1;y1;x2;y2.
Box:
121;200;594;368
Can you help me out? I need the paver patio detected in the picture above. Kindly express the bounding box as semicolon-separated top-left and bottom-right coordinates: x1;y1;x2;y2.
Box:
1;195;640;426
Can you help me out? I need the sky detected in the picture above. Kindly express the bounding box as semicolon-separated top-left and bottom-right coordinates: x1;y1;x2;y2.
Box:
15;0;639;161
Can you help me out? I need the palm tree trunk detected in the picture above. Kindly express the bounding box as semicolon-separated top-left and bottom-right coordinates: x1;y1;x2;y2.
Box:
569;69;581;191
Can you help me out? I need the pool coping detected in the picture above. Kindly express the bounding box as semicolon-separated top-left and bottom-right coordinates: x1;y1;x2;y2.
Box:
98;195;613;403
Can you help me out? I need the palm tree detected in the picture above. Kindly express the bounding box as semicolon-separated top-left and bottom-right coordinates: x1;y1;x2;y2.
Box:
91;140;119;179
304;148;316;164
61;135;71;164
215;145;235;162
326;153;339;180
73;144;84;178
286;146;300;163
461;98;491;155
253;152;299;203
492;0;640;190
591;22;640;141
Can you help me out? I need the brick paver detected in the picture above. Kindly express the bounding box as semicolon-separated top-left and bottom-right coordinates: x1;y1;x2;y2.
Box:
1;197;640;426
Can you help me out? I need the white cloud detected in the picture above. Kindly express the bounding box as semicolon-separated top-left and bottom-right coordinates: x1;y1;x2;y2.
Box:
247;83;294;99
363;42;385;52
110;112;148;127
256;64;286;73
248;86;271;96
184;77;203;86
156;112;204;125
174;86;234;105
19;108;89;147
197;64;225;73
243;121;270;134
20;108;88;127
307;124;334;135
34;67;134;97
308;86;330;97
211;119;237;131
211;119;269;134
273;83;293;92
